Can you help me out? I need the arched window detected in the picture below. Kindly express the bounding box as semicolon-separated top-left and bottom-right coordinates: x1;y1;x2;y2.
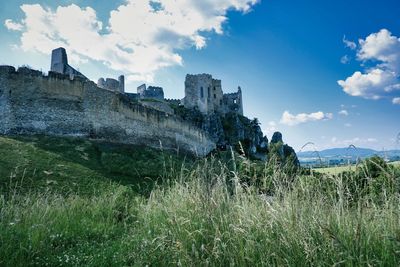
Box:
200;87;204;98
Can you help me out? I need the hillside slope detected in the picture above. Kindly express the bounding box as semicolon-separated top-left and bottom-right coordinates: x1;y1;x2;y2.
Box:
0;135;188;196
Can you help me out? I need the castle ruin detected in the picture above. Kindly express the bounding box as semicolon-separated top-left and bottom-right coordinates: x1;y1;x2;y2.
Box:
136;84;164;100
97;75;125;93
50;48;87;80
183;74;243;115
0;47;254;156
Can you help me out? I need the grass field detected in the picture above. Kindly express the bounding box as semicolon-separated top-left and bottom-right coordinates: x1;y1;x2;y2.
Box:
315;161;400;175
1;135;400;266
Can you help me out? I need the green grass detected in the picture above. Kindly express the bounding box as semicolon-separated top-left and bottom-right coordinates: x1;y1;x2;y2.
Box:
0;135;189;196
314;165;357;175
1;136;400;266
315;161;400;175
390;161;400;167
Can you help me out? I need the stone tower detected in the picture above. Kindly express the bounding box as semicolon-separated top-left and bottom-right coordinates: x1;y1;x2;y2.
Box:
183;74;224;114
222;87;243;115
50;48;68;74
50;47;86;79
118;75;125;93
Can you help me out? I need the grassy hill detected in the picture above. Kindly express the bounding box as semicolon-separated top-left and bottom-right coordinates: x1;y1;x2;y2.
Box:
0;135;189;196
1;135;400;266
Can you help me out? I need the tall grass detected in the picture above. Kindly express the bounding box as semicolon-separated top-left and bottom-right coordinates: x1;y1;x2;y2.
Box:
1;156;399;266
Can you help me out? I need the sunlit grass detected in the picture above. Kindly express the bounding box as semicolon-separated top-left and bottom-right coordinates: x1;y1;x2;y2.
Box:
1;150;399;266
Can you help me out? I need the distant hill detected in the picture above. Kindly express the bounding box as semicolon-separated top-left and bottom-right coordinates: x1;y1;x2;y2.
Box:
298;147;400;164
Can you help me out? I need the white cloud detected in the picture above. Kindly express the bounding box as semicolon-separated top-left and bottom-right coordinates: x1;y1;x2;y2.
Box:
263;121;277;135
338;109;349;116
343;35;357;50
357;29;400;70
344;123;352;127
280;111;333;126
340;55;350;64
393;97;400;104
4;19;24;31
4;0;259;82
338;29;400;101
338;68;399;99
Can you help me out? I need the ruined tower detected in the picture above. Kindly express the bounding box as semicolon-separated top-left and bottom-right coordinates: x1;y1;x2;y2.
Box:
183;74;224;114
50;47;86;79
97;75;125;93
222;87;243;115
118;75;125;93
137;84;164;100
183;74;243;115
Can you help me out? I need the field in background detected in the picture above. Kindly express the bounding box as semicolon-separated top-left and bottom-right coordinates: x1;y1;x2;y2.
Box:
315;161;400;175
1;136;400;266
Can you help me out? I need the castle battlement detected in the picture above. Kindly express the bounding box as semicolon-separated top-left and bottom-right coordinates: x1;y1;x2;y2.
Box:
97;75;125;93
0;64;215;156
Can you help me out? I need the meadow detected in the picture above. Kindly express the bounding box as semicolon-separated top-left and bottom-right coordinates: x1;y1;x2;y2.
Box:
315;161;400;175
1;136;400;266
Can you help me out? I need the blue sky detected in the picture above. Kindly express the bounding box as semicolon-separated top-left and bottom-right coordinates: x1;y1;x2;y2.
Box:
1;0;399;151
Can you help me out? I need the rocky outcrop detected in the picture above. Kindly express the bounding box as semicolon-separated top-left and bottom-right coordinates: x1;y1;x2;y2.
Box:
220;113;268;159
268;131;299;167
271;132;283;144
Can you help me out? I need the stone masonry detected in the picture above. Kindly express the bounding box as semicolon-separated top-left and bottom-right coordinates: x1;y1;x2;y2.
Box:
97;75;125;93
137;84;164;100
0;47;256;157
183;74;243;115
50;47;87;80
0;50;215;156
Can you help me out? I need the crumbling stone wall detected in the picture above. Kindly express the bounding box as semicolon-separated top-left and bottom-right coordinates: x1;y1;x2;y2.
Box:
183;74;243;115
137;84;164;100
97;75;125;93
0;66;215;156
184;74;224;114
222;87;243;115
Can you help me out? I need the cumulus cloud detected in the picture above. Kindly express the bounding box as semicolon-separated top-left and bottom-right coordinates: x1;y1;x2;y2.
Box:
338;109;349;116
280;111;333;126
4;0;259;82
338;29;400;100
393;97;400;104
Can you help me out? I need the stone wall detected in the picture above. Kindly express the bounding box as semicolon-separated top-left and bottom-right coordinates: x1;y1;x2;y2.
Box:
223;88;243;115
184;74;223;114
137;84;164;100
139;100;175;115
0;66;215;156
97;75;125;93
183;73;242;115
